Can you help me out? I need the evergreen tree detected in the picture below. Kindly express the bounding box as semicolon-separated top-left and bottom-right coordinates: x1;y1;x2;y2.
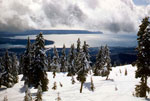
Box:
67;44;76;76
93;46;104;76
60;44;67;72
0;57;5;88
76;52;89;93
31;32;49;91
55;92;61;101
11;54;18;83
52;82;57;90
51;46;60;72
24;85;32;101
103;45;112;80
82;41;90;62
23;37;32;85
47;52;52;71
19;54;24;74
135;17;150;97
1;50;14;88
77;38;81;53
35;85;42;101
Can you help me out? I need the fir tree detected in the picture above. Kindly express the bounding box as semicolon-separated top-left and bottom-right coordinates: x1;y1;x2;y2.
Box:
35;85;42;101
77;38;81;53
93;46;104;76
104;45;112;80
76;52;89;93
47;52;52;71
0;57;5;88
60;44;67;72
11;54;18;83
23;37;32;85
19;54;24;74
1;50;14;88
51;46;60;72
67;44;76;76
31;32;49;91
135;17;150;97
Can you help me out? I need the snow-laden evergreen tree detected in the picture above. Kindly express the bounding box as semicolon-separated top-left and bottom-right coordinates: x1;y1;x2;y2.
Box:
47;52;52;71
82;41;90;61
76;51;90;93
135;17;150;97
60;44;67;72
35;85;42;101
1;50;14;88
103;45;112;80
51;46;60;72
24;84;32;101
93;46;104;76
11;54;19;83
77;38;81;53
23;37;32;85
31;32;49;91
19;54;24;74
67;44;76;76
0;57;5;88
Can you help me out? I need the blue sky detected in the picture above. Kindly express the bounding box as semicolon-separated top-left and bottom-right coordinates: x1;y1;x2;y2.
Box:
133;0;150;5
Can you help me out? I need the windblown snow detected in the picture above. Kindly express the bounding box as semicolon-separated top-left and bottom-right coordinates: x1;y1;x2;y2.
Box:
0;65;148;101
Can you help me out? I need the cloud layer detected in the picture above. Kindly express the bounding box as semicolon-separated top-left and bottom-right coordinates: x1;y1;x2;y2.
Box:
0;0;150;33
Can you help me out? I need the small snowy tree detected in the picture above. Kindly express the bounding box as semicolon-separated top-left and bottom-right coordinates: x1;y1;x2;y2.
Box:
24;85;32;101
3;96;8;101
52;82;57;90
71;76;75;84
60;44;67;72
67;44;76;76
55;92;61;101
35;85;42;101
90;76;95;91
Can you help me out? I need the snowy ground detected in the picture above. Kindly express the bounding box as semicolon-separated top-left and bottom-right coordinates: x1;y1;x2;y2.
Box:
0;65;149;101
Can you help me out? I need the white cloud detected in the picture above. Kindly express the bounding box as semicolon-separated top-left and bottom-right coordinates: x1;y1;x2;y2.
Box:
0;0;149;33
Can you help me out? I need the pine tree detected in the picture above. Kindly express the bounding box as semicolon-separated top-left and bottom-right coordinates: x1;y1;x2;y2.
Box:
1;50;14;88
60;44;67;72
67;44;76;76
24;85;32;101
82;41;90;62
31;32;49;91
51;46;60;72
76;52;89;93
19;54;24;74
23;37;32;85
93;46;104;76
47;52;52;71
35;85;42;101
11;54;18;83
104;45;112;80
135;17;150;97
0;57;5;88
77;38;81;53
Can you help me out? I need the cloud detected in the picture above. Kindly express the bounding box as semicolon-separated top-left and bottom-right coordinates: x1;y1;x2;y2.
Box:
0;0;149;33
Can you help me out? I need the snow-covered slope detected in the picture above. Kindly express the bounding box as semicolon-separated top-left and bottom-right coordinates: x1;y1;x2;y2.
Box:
0;65;148;101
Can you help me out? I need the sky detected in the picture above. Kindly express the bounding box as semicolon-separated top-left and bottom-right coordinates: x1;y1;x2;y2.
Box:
0;0;149;34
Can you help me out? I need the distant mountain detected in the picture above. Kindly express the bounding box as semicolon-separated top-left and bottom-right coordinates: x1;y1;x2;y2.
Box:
0;29;102;37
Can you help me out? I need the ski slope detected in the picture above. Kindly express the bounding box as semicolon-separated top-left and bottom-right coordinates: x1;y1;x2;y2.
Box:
0;65;148;101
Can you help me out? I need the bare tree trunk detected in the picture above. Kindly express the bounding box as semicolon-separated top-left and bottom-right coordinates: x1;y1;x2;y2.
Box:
145;75;147;98
80;81;84;93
